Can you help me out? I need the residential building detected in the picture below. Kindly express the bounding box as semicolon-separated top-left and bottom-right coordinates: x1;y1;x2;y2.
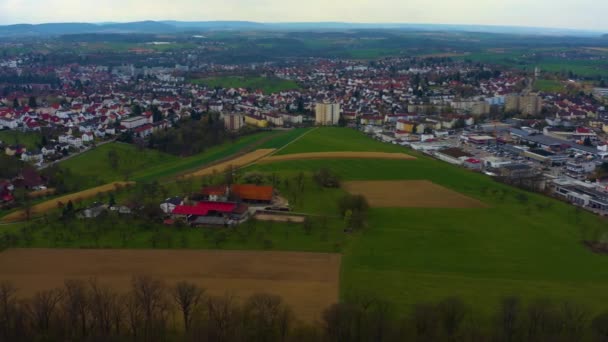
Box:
122;116;149;129
223;113;245;131
315;102;341;126
245;114;268;128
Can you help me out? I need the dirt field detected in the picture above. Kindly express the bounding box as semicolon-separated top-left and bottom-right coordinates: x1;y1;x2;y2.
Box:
0;248;340;322
182;149;276;178
255;213;306;223
1;181;135;222
342;180;487;208
260;151;415;163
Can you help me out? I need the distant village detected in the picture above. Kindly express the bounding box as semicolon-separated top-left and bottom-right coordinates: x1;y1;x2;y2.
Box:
1;52;608;217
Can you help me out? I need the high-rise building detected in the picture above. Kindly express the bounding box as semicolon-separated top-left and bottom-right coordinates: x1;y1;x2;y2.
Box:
505;94;543;116
223;113;245;131
315;102;341;126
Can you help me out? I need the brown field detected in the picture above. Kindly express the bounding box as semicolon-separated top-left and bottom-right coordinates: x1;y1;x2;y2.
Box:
0;248;341;322
182;149;276;178
1;181;135;222
342;180;487;208
260;151;415;163
255;213;306;223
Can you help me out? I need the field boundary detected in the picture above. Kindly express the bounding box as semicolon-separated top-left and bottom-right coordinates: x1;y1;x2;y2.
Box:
259;151;416;163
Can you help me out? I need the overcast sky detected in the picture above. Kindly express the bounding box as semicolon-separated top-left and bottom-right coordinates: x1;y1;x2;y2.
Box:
1;0;607;31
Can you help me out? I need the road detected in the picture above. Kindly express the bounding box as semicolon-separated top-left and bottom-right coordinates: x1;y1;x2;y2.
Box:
37;138;117;170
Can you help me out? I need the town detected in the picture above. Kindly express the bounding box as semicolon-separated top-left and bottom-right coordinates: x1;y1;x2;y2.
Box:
1;44;607;218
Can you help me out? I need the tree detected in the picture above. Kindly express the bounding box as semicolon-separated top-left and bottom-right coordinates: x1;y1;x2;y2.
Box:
412;302;439;341
243;293;293;342
172;281;205;332
130;276;169;341
28;96;38;108
62;279;90;339
150;106;163;123
107;150;120;171
27;289;64;334
497;296;521;342
131;104;143;116
592;312;608;342
0;281;18;340
313;168;340;188
438;297;468;341
12;98;19;108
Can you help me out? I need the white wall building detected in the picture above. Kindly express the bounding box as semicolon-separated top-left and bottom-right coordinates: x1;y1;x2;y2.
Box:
315;102;341;126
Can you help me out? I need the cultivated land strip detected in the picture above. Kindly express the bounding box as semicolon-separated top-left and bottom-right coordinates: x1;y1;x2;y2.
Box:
0;248;341;322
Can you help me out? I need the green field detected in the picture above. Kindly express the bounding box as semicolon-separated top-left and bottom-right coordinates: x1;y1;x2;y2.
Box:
534;79;565;93
250;127;608;316
0;130;42;150
191;76;300;94
276;127;406;155
57;132;279;189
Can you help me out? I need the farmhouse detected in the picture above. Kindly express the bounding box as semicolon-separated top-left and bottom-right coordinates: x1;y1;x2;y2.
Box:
171;201;249;226
231;184;273;204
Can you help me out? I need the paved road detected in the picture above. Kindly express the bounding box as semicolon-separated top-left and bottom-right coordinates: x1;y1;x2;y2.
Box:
38;138;117;170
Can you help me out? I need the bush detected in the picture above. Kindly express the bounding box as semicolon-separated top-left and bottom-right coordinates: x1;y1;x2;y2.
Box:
313;168;340;188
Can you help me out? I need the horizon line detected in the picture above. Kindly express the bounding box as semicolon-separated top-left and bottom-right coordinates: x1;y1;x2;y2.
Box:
0;20;605;34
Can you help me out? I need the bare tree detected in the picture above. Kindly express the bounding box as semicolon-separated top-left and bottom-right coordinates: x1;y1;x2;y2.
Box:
88;279;120;338
243;293;293;342
592;312;608;342
561;301;589;342
130;275;170;341
171;281;205;332
206;294;241;342
438;297;468;342
0;281;18;340
497;296;521;342
26;289;64;334
63;279;90;339
412;302;439;342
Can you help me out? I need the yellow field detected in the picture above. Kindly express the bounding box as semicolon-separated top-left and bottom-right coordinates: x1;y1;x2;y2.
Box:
343;180;487;208
259;151;415;163
1;181;134;222
182;149;276;178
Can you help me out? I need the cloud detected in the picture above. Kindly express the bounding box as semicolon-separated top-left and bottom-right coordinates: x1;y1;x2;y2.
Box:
0;0;606;31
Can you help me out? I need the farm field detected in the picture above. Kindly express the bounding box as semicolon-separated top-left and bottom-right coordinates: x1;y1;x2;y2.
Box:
1;181;134;222
0;248;341;322
3;127;608;321
182;148;275;178
190;76;300;94
342;180;486;208
260;151;415;163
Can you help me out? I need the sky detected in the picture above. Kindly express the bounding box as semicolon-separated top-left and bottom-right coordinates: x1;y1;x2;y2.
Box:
0;0;607;31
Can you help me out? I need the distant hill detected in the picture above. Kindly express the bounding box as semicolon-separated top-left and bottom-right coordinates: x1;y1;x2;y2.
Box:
0;20;604;38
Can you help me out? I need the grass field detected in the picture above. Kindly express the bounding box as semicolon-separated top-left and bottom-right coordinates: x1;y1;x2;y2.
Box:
534;79;565;93
0;130;42;150
276;127;406;155
58;132;278;188
249;127;608;316
191;76;300;94
0;248;341;321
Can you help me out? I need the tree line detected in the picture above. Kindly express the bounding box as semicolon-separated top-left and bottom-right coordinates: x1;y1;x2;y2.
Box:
146;113;242;157
2;277;608;342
